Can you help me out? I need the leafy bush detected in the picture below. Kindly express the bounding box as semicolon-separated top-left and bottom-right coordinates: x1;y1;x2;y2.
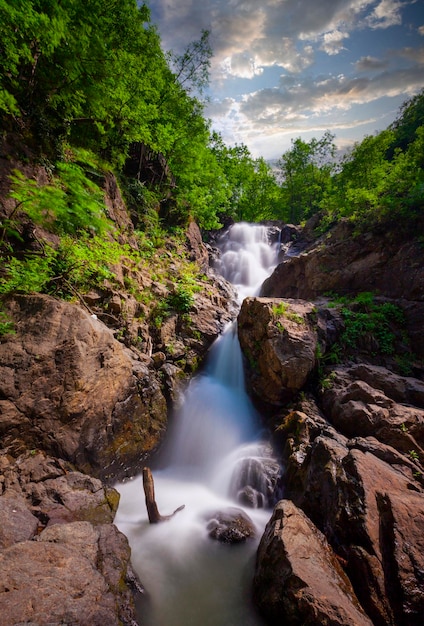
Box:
8;163;109;235
169;285;194;313
0;253;54;295
331;293;405;357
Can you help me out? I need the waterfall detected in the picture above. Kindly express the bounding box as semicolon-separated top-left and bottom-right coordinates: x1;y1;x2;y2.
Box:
115;222;281;626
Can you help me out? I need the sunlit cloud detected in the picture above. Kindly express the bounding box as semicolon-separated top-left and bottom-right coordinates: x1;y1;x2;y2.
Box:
149;0;424;158
153;0;386;74
320;30;350;55
365;0;403;29
236;65;423;136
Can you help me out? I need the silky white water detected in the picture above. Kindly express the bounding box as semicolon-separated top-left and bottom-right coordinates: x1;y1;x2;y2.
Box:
115;223;280;626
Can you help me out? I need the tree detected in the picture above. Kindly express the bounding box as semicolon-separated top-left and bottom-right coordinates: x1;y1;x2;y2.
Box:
388;89;424;157
0;0;171;160
330;130;395;222
209;134;281;222
170;30;212;97
277;132;336;223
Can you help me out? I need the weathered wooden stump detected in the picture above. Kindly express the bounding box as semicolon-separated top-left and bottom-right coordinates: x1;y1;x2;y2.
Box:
142;467;185;523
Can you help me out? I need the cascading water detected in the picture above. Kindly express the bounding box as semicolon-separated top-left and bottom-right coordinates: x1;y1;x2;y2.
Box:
115;222;281;626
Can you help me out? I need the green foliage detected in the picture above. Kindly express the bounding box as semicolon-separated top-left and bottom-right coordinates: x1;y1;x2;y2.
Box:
272;300;304;324
209;133;281;223
272;301;288;316
171;29;212;96
409;449;419;462
168;285;194;313
0;307;15;337
329;293;405;357
0;0;168;158
1;0;423;236
319;370;337;391
0;252;54;295
320;91;424;228
46;235;125;296
151;299;171;328
9;163;109;235
150;272;199;328
277;131;336;224
0;231;137;300
388;89;424;156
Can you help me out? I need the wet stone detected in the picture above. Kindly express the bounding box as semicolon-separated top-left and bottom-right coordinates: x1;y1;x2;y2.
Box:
204;507;257;543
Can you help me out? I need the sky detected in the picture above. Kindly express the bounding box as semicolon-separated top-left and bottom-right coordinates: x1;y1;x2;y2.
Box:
147;0;424;160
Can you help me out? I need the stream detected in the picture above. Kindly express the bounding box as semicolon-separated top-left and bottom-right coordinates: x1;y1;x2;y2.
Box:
115;222;281;626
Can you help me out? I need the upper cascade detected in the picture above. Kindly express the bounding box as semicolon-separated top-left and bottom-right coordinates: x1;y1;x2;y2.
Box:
213;222;281;301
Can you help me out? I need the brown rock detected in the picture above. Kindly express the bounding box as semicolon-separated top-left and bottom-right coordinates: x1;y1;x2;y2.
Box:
253;499;372;625
260;219;424;363
260;219;424;304
321;366;424;466
278;394;424;625
343;450;424;625
0;521;138;626
186;220;209;270
238;298;318;405
0;494;39;548
205;507;256;543
0;294;167;479
1;451;119;528
103;172;136;236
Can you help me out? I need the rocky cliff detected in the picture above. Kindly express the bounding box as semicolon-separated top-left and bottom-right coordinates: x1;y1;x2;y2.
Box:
238;216;424;625
0;157;237;624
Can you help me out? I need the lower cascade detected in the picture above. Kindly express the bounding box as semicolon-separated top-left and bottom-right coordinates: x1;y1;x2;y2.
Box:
115;222;281;625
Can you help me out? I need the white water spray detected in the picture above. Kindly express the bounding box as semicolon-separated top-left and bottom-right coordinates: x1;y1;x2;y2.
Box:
115;222;281;626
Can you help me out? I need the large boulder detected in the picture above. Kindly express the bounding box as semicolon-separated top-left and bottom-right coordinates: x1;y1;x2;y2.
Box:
0;522;138;626
260;219;424;303
0;451;119;532
237;298;318;405
253;499;373;625
321;365;424;465
277;384;424;625
260;220;424;361
0;451;141;626
0;294;167;479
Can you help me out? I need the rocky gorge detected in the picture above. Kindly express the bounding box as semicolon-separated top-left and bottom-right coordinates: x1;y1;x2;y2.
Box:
240;219;424;626
1;159;424;625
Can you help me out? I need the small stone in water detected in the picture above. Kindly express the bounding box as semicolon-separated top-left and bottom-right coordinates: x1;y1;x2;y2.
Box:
204;507;256;543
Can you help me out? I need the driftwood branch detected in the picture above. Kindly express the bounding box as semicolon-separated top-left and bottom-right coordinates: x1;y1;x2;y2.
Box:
142;467;185;523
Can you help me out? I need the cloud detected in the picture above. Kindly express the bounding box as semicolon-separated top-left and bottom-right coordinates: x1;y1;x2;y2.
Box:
150;0;390;78
365;0;403;29
207;68;422;154
150;0;423;158
220;54;264;79
320;30;350;55
398;45;424;64
355;55;389;71
235;65;423;133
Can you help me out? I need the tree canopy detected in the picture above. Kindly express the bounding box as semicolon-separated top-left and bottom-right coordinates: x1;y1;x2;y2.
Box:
273;90;424;228
0;1;423;231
